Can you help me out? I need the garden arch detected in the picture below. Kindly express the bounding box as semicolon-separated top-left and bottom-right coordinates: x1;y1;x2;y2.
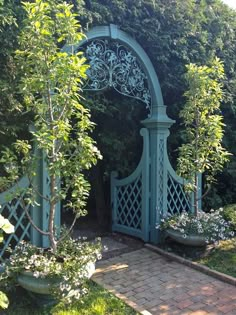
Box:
64;24;197;243
0;25;198;259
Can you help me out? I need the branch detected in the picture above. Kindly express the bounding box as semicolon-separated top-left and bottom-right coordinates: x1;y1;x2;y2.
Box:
57;213;78;244
20;198;50;236
197;184;211;201
28;177;51;202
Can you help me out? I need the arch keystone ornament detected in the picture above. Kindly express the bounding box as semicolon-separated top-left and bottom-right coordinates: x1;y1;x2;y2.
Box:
65;25;198;244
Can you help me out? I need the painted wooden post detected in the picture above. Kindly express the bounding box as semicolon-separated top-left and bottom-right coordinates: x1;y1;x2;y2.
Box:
31;148;61;248
30;147;43;247
143;105;174;243
140;128;150;242
41;151;61;248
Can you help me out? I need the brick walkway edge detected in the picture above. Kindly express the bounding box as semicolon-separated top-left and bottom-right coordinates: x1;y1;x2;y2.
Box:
92;248;236;315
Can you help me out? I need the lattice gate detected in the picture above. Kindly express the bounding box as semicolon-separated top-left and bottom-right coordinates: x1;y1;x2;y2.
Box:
111;129;150;242
111;125;196;244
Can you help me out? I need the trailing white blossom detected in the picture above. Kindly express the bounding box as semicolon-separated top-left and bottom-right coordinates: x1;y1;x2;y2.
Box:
160;208;234;244
0;236;101;303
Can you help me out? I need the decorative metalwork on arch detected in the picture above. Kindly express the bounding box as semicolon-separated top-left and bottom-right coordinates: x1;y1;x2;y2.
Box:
81;39;152;112
63;24;165;116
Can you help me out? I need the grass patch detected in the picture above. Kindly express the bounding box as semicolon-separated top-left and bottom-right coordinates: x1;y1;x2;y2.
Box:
197;238;236;278
2;281;139;315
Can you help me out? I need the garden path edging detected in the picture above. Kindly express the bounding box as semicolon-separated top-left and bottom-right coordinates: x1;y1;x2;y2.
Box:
145;243;236;286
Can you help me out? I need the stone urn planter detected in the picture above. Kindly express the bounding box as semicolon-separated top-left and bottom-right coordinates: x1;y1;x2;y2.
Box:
17;271;60;306
165;228;207;247
17;261;96;306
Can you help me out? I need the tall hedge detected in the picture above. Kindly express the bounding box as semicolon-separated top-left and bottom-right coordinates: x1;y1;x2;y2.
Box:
1;0;236;209
79;0;236;209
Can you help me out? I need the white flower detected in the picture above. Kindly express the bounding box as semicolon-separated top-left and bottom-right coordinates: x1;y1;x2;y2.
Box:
33;271;40;278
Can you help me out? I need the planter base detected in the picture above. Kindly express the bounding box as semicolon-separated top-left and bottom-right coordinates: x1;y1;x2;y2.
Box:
27;290;57;307
17;271;60;306
165;229;207;247
17;262;96;306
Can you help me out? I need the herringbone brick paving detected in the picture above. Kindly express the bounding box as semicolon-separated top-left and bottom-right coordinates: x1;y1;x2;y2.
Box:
92;248;236;315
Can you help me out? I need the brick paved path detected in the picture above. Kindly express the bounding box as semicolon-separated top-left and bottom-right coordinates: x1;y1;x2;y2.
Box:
92;248;236;315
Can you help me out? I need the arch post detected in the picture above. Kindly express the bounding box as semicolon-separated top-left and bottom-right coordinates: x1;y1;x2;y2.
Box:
142;105;174;243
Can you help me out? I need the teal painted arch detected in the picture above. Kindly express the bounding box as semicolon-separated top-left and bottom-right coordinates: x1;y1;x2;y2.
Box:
63;24;165;115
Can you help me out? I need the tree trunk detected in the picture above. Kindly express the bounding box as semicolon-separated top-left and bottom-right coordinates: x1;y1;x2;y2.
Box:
194;172;198;216
49;173;57;252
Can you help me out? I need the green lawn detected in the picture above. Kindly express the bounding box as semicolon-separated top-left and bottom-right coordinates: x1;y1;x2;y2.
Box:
2;281;139;315
197;237;236;278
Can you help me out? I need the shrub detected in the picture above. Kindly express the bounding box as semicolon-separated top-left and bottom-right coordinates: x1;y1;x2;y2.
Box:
222;204;236;230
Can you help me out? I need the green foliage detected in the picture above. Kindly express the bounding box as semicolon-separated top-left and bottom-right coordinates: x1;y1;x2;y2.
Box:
0;214;14;309
0;0;101;250
222;204;236;230
198;238;236;278
0;0;29;150
0;237;101;303
0;214;14;242
86;91;147;178
79;0;236;209
177;58;231;213
3;281;138;314
0;291;9;310
160;209;234;244
1;0;236;209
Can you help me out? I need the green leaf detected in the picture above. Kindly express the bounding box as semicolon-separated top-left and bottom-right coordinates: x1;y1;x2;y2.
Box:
0;291;9;309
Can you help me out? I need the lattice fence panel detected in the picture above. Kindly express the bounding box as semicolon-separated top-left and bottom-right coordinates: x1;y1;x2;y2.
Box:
0;194;30;260
167;173;191;216
116;175;142;230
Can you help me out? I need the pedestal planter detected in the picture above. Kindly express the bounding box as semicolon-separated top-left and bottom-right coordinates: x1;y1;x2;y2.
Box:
165;229;207;247
17;271;60;306
17;261;96;306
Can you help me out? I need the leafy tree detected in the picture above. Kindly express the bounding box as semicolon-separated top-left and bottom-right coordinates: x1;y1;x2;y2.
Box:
0;0;100;251
177;58;231;215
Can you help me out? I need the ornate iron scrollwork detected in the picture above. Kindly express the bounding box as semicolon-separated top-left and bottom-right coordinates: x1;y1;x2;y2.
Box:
81;39;151;112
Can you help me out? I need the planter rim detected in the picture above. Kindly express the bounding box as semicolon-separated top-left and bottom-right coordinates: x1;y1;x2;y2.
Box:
165;228;207;246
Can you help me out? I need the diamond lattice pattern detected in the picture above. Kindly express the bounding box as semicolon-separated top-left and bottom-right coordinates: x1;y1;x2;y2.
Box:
167;173;191;215
116;175;142;230
0;196;30;260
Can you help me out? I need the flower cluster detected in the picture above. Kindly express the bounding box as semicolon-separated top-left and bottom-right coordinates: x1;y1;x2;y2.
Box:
160;209;234;244
0;236;101;303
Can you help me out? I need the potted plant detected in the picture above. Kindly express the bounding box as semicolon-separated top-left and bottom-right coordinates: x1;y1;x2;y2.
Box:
0;0;101;304
161;58;233;246
162;209;234;246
